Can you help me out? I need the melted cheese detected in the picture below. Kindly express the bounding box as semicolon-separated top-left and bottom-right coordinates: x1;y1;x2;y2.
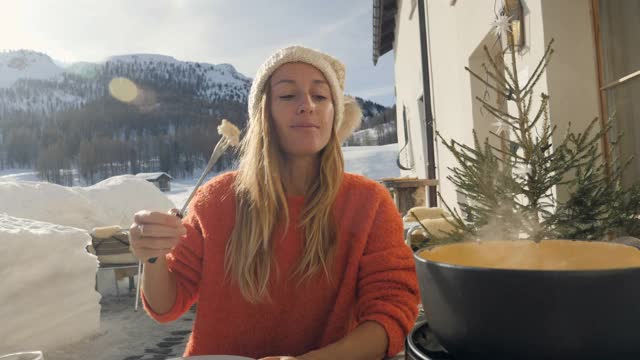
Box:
418;240;640;270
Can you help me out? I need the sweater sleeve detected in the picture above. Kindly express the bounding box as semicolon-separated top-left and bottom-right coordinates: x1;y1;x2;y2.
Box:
142;188;205;323
355;186;420;358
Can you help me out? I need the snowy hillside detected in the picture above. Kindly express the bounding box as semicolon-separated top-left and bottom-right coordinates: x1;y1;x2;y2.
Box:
343;143;399;180
0;50;394;184
0;175;178;355
0;50;387;120
0;50;252;115
107;54;250;85
0;50;64;88
348;122;397;146
104;53;251;101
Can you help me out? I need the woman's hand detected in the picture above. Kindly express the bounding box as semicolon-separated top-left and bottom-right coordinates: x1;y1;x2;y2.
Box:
128;209;186;261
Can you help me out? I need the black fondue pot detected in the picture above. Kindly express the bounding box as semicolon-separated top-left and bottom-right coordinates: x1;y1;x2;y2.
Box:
413;243;640;360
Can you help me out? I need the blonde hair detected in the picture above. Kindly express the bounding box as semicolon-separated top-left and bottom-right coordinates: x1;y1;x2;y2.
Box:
225;85;344;303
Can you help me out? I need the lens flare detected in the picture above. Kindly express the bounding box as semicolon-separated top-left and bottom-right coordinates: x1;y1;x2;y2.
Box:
108;77;138;103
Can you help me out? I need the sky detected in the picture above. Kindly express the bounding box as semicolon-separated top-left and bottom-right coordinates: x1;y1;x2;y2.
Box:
0;0;397;106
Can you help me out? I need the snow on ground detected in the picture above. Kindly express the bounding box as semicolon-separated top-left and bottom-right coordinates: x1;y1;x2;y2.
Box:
1;144;401;211
0;174;178;357
79;175;175;229
0;175;174;230
0;168;41;182
166;144;401;208
0;214;100;355
44;296;194;360
343;143;400;181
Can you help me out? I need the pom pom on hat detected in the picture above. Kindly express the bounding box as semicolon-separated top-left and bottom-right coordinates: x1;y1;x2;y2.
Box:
337;95;363;143
248;45;362;143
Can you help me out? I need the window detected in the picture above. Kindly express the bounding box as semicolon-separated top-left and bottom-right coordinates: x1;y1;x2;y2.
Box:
595;0;640;187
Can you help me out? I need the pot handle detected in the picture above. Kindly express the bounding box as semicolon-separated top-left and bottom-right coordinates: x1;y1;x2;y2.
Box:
405;224;429;247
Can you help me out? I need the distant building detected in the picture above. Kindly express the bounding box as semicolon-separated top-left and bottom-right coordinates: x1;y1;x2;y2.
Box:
135;172;173;192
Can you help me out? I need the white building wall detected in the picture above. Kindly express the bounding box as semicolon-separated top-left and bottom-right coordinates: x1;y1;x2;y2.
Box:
393;0;429;180
539;0;601;200
392;0;599;210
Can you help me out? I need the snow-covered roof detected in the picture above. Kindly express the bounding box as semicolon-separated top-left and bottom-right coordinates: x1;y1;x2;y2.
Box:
135;172;173;181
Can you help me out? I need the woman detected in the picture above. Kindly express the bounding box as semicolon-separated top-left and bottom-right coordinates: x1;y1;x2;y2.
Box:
129;45;419;360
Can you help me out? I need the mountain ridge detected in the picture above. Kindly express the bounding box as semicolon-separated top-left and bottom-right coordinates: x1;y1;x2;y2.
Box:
0;49;396;185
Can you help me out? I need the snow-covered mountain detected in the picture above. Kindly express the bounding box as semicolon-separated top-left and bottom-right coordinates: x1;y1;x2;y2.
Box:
0;50;392;124
0;50;394;179
106;54;249;86
0;50;64;88
103;53;251;96
0;50;252;115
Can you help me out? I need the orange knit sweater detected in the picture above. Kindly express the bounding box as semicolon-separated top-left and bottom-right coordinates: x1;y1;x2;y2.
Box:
142;171;420;359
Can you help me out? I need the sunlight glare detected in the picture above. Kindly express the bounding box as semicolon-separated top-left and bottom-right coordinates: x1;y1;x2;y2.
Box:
108;77;138;103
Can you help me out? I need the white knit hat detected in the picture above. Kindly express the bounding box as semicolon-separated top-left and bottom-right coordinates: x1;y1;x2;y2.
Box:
248;45;362;143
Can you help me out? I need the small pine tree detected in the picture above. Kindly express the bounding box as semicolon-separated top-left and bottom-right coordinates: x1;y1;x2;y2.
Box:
432;36;640;243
